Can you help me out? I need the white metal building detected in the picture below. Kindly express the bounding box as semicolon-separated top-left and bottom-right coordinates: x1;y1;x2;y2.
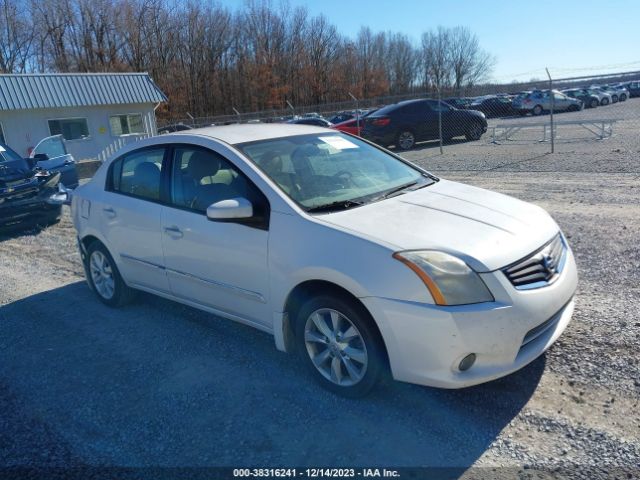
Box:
0;73;167;160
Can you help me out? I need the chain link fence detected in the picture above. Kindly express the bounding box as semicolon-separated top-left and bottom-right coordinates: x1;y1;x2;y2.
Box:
157;69;640;175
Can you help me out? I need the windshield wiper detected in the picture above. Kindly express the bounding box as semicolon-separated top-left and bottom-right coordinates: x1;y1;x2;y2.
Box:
306;199;364;213
369;181;420;202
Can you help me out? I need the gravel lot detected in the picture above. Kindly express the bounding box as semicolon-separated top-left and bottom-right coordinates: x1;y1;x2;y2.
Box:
1;101;639;478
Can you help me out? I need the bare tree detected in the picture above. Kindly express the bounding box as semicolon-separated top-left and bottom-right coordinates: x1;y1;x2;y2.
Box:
0;0;35;72
448;26;494;93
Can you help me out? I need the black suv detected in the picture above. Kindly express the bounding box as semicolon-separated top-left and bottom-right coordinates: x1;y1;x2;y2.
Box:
361;99;487;150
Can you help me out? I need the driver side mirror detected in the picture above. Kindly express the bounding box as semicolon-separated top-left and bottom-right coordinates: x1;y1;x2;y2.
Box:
206;197;253;221
32;153;49;161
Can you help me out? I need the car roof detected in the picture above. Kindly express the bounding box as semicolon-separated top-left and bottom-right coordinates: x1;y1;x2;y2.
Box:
172;123;331;145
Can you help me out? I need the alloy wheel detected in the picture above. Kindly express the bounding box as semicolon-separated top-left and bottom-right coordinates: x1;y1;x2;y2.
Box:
397;131;415;150
89;250;115;300
304;308;368;387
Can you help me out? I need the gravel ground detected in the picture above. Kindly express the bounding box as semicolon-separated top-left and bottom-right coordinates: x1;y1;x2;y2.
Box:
1;103;639;478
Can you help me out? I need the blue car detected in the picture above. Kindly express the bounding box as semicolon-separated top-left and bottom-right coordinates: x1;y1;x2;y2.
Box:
29;135;79;188
0;141;63;231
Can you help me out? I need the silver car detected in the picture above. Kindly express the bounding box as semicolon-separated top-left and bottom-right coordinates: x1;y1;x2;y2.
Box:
591;86;619;103
513;90;583;116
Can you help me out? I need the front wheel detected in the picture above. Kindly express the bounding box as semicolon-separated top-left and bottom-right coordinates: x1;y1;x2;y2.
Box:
619;93;627;101
532;104;543;116
590;98;599;108
295;294;385;397
600;98;609;106
85;241;136;307
465;122;484;141
396;130;416;150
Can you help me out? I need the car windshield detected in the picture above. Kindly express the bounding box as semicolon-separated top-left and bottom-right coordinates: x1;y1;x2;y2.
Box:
0;143;26;163
236;133;435;211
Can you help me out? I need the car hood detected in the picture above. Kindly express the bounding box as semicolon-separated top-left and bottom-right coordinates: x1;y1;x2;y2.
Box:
316;179;559;272
0;159;33;184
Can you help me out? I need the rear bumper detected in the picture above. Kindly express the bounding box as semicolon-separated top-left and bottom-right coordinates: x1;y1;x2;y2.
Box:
362;246;578;388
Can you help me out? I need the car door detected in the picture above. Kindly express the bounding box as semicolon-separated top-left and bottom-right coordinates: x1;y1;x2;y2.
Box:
100;146;170;293
30;135;79;187
161;144;271;327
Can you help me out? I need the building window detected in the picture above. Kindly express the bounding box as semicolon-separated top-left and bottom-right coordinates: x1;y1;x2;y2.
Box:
48;118;89;140
110;113;145;136
0;123;5;144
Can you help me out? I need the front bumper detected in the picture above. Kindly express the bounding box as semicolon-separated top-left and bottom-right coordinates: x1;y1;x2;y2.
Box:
362;245;578;388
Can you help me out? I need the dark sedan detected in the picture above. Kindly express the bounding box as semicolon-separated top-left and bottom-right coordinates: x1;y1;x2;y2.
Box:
466;96;517;118
362;99;487;150
288;117;333;127
0;142;62;231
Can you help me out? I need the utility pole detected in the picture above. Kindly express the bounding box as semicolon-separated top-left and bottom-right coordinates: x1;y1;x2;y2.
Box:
348;92;359;135
546;68;555;153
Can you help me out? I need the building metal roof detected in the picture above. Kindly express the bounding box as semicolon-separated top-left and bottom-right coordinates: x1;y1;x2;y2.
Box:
0;73;167;111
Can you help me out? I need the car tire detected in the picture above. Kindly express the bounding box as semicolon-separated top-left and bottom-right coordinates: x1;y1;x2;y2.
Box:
532;105;543;116
396;130;416;150
601;98;609;106
465;122;484;141
590;98;599;108
619;93;627;101
568;104;580;112
294;293;386;398
611;95;618;103
85;241;136;307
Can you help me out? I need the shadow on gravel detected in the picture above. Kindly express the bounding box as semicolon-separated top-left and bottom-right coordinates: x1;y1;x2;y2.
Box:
0;282;544;470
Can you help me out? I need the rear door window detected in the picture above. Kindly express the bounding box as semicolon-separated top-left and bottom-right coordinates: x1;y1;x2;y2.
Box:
109;148;165;202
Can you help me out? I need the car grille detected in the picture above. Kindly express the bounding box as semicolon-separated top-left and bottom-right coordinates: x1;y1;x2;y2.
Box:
502;234;567;290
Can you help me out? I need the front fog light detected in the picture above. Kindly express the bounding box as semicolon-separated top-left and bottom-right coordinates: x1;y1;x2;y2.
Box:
458;353;476;371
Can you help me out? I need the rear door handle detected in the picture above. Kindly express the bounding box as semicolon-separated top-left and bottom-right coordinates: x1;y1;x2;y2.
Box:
163;226;183;239
103;207;116;218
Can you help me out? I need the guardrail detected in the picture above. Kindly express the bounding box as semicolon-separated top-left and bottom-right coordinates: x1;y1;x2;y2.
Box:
490;119;619;144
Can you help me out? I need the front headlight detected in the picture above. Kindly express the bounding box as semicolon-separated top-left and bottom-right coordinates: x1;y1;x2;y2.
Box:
393;251;494;306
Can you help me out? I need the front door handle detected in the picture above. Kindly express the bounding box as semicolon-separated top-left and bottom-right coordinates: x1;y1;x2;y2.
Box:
163;226;184;239
103;207;116;218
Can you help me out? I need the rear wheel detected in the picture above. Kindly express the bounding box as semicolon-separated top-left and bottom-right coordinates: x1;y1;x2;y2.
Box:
619;93;627;101
611;94;618;103
568;104;580;112
600;98;609;106
465;122;484;141
589;98;599;108
396;130;416;150
532;104;543;116
295;293;385;398
85;241;136;307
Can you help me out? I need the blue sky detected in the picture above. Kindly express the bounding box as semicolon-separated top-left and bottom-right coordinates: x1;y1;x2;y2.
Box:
220;0;640;81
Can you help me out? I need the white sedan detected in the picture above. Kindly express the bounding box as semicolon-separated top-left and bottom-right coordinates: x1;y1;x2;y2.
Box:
62;124;578;397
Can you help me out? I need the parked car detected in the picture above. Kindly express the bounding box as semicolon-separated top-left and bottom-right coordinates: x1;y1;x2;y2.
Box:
28;135;79;188
465;95;517;118
54;124;577;397
512;90;583;116
562;88;600;109
332;117;363;136
288;117;333;127
607;84;629;101
581;87;612;106
443;97;473;109
621;81;640;97
362;99;487;150
158;123;193;135
0;141;63;231
591;86;619;103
